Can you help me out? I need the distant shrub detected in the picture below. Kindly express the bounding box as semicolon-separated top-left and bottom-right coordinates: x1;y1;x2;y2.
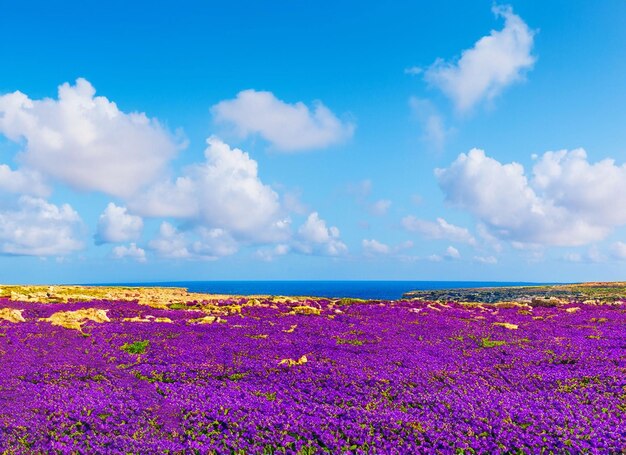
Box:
335;337;364;346
337;298;367;306
480;337;506;348
121;340;149;355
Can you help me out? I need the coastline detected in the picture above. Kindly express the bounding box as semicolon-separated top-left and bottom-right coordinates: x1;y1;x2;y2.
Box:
1;281;625;305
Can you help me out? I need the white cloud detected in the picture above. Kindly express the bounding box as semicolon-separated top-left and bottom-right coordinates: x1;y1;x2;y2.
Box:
369;199;392;216
95;203;143;245
409;97;452;150
0;165;49;197
191;227;239;259
295;212;347;256
130;136;289;243
0;78;182;198
428;254;443;262
112;243;146;263
402;216;476;245
148;222;191;259
0;196;82;256
212;89;354;152
436;148;626;247
437;150;546;241
362;239;414;257
532;149;626;226
129;176;198;219
128;137;349;261
445;245;461;259
424;5;535;112
255;244;290;262
148;222;239;261
474;255;498;264
362;238;390;255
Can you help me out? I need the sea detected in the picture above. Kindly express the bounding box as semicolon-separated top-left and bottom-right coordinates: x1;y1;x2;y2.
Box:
89;281;546;301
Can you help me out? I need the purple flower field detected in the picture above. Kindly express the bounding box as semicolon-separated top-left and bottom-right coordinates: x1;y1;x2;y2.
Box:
0;296;624;454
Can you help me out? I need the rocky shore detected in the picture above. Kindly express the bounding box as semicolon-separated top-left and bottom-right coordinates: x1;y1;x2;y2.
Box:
403;282;626;304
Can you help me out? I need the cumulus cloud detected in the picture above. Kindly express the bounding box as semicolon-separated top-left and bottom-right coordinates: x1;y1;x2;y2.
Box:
362;239;414;256
0;165;49;197
190;227;239;259
112;243;146;263
402;216;476;245
445;246;461;259
532;149;626;226
0;196;82;256
128;137;349;260
148;222;239;261
148;222;191;259
437;148;626;247
131;136;289;243
474;255;498;264
295;212;347;256
362;239;390;255
212;89;354;152
127;175;197;219
424;5;535;112
0;78;182;197
95;203;143;245
0;82;351;264
255;244;290;262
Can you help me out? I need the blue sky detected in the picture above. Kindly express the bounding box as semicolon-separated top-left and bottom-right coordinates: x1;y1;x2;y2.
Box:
1;0;626;283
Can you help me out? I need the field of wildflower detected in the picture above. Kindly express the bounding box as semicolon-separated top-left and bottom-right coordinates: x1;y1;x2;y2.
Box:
0;286;624;454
